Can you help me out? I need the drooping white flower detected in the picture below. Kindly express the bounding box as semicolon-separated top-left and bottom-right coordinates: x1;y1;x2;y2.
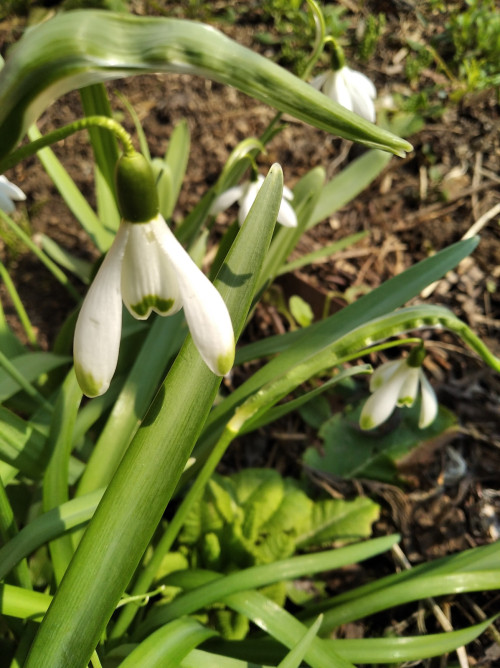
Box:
310;66;377;123
0;175;26;214
210;175;297;228
360;357;438;430
73;213;235;397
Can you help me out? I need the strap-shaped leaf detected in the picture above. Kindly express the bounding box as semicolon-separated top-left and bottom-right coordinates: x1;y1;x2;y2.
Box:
0;11;411;160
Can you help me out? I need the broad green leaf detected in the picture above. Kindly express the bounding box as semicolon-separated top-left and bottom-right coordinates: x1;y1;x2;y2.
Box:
118;618;216;668
0;490;103;582
79;84;121;234
38;234;92;284
136;535;398;636
182;649;274;668
295;498;380;549
234;237;480;365
27;125;113;252
309;149;393;228
289;295;313;327
223;590;354;668
277;231;368;276
42;370;82;583
0;12;411;161
0;406;46;478
24;167;283;668
0;352;71;402
163;119;190;218
277;615;324;668
304;403;457;484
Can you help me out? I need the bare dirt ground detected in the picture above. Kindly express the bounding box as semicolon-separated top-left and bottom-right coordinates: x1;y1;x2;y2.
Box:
0;1;499;662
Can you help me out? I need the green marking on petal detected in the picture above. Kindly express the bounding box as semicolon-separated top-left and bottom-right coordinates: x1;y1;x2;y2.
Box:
360;415;376;431
397;396;415;407
217;348;235;376
130;295;175;318
74;363;105;398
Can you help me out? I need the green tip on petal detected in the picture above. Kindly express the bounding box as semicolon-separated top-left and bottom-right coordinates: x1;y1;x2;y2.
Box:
74;363;106;398
217;348;235;376
397;396;415;407
360;415;376;431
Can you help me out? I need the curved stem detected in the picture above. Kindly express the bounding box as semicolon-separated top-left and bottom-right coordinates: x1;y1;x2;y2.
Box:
0;116;134;173
301;0;328;80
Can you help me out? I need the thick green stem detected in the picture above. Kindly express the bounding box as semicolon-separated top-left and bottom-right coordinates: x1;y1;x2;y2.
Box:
110;425;236;638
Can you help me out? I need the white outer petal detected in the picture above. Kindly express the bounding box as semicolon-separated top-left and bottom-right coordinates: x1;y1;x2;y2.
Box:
418;370;438;428
309;72;329;91
360;363;409;429
121;219;181;319
344;68;377;122
73;225;129;397
0;176;26;202
0;190;15;214
209;185;246;216
152;217;235;375
369;359;402;392
277;197;298;228
238;179;262;226
324;70;354;112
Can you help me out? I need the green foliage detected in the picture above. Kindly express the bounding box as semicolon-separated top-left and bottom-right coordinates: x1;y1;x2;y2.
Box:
357;13;386;62
175;468;379;637
303;402;456;484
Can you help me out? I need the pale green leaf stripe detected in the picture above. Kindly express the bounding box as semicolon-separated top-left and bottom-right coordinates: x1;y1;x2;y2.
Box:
24;167;283;668
0;490;103;582
119;618;217;668
136;535;398;637
0;11;411;159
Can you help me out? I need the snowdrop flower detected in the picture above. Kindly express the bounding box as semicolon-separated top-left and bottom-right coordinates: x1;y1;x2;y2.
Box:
360;351;438;431
310;66;377;123
0;175;26;214
210;174;297;228
74;153;235;397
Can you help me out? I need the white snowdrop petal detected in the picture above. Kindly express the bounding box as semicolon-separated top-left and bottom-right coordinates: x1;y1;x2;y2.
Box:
369;359;401;392
347;68;377;100
277;197;298;228
396;365;420;406
0;176;26;201
327;70;354;112
238;181;261;226
73;224;129;397
0;190;15;214
309;72;328;91
209;185;245;216
361;363;408;430
153;217;235;375
418;371;438;428
121;220;180;319
282;184;294;201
